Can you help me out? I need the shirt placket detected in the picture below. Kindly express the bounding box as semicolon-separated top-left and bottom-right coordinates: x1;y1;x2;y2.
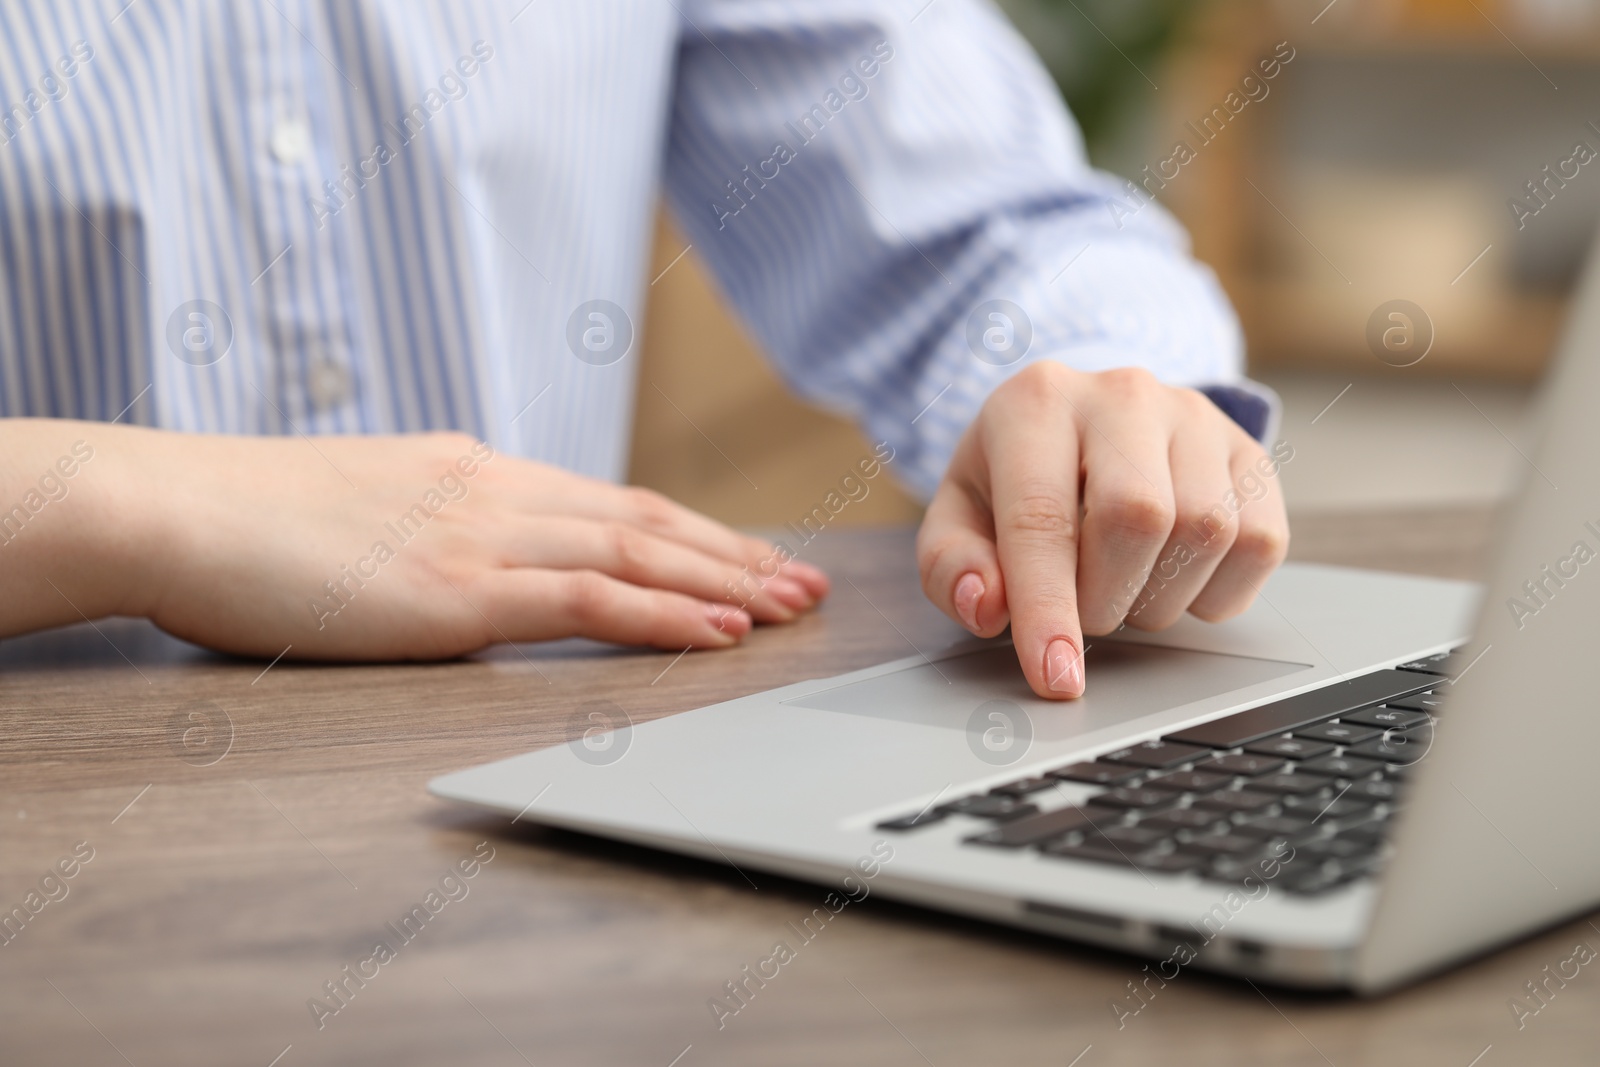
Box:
244;0;359;432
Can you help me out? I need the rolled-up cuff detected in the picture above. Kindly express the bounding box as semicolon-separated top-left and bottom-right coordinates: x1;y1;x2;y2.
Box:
1197;379;1282;445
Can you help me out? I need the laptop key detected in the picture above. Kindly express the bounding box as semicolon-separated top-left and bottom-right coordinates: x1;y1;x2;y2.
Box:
1295;721;1381;745
1345;731;1428;765
1139;808;1230;833
1386;693;1445;714
1343;707;1430;730
1297;754;1386;779
1342;778;1403;804
1297;836;1379;862
1279;866;1362;895
963;804;1101;848
1246;774;1332;796
938;795;1040;820
1101;740;1213;769
1281;795;1373;820
1243;737;1335;760
1232;814;1320;840
876;809;947;831
1394;650;1463;676
1098;824;1172;849
1206;846;1296;883
1199;753;1286;776
1049;761;1142;786
1134;850;1209;873
1040;839;1139;867
1297;851;1386;886
1163;669;1435;748
1143;771;1231;793
1177;833;1263;857
1191;790;1277;814
991;776;1059;797
1091;787;1178;811
1321;806;1390;836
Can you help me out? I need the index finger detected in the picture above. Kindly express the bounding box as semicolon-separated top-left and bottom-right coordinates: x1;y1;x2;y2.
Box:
984;370;1086;699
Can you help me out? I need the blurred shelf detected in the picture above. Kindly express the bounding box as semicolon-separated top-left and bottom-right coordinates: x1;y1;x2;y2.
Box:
1264;0;1600;59
1298;19;1600;63
1156;0;1581;382
1235;277;1565;379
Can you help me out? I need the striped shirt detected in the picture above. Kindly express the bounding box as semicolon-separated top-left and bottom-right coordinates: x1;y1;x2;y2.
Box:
0;0;1252;498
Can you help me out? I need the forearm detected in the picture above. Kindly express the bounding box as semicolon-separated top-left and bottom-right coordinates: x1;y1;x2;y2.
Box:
664;0;1248;499
0;418;157;638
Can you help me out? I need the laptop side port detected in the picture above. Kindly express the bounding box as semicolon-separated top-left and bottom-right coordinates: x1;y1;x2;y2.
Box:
1234;939;1268;961
1022;899;1127;932
1155;924;1198;950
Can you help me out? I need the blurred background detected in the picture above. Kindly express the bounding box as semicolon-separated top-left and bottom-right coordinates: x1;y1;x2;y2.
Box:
629;0;1588;527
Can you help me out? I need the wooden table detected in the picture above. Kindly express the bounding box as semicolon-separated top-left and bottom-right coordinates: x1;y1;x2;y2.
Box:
3;509;1592;1066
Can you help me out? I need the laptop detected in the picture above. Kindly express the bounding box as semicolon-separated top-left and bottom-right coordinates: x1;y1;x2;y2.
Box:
430;242;1600;994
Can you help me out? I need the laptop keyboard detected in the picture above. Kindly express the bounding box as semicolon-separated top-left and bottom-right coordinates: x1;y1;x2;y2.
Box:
876;653;1461;896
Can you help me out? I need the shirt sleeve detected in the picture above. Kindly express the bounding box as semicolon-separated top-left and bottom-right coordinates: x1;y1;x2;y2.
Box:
661;0;1267;499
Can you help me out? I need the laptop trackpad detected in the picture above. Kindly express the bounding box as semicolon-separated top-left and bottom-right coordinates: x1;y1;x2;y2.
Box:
783;641;1310;743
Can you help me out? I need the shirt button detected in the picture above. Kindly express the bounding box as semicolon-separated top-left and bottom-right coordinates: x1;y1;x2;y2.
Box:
307;359;353;410
269;118;311;165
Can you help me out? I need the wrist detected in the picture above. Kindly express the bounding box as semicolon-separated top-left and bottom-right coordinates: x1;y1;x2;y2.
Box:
87;422;182;621
0;419;167;626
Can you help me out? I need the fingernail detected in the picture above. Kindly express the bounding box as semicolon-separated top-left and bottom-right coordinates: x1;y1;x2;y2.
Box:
1044;638;1085;696
707;603;752;638
953;572;984;631
784;559;829;591
765;575;813;611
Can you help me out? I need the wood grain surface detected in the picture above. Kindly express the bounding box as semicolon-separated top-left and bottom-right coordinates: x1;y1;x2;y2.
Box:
3;509;1593;1067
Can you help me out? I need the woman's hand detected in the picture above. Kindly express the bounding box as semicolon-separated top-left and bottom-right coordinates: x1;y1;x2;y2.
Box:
916;363;1291;700
3;421;827;659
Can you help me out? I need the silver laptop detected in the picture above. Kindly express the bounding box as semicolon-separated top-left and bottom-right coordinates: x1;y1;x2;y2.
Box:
431;243;1600;994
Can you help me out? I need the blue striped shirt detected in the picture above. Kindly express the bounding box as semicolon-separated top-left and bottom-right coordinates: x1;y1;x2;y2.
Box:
0;0;1250;498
